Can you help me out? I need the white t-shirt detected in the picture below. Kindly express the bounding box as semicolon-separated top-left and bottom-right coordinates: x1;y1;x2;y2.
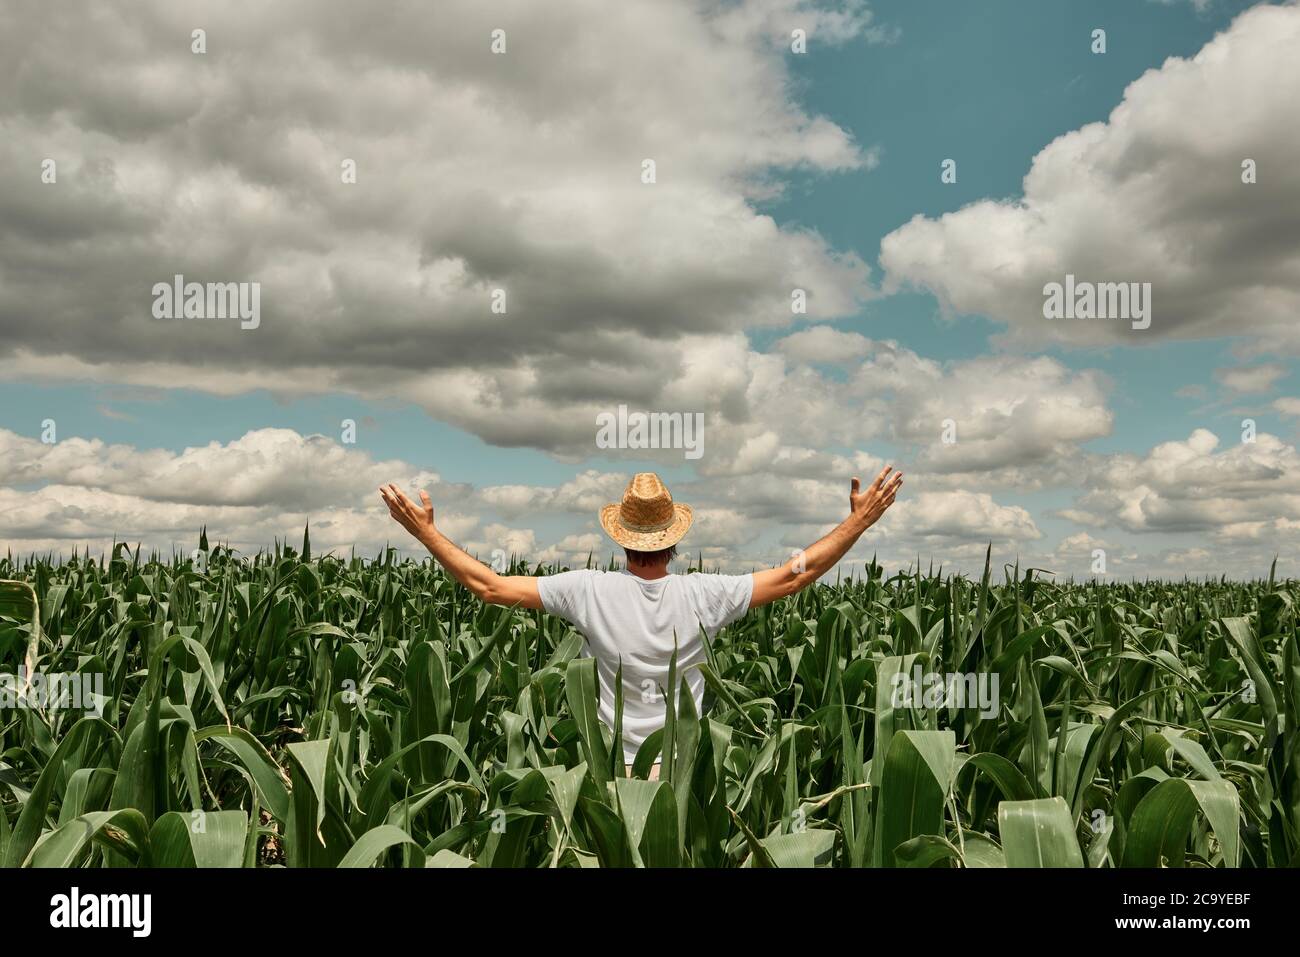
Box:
538;569;754;764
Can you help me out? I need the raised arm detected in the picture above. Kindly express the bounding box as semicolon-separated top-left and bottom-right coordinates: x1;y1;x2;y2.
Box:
749;466;903;609
378;483;542;609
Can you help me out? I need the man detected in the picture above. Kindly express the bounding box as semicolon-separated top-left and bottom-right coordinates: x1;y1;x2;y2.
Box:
379;466;903;779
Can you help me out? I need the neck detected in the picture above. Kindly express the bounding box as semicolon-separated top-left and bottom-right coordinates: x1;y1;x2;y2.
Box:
626;562;670;581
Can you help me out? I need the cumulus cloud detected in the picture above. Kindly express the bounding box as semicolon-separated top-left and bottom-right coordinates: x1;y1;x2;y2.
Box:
711;0;898;48
0;0;879;457
883;491;1040;543
1053;531;1109;558
0;483;484;559
0;427;479;555
879;2;1300;351
700;471;1041;562
479;470;629;518
647;336;1114;480
1275;397;1300;417
1062;427;1300;535
462;525;539;565
862;353;1112;474
1216;364;1287;394
3;0;1291;581
0;425;1051;577
773;326;872;364
535;533;607;567
0;427;452;508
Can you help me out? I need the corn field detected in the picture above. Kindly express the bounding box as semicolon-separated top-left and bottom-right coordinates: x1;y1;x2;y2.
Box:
1;533;1297;868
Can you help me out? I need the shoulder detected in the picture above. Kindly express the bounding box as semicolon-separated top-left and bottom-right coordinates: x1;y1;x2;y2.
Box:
676;572;755;628
536;568;601;611
539;568;602;591
678;572;754;600
678;571;750;587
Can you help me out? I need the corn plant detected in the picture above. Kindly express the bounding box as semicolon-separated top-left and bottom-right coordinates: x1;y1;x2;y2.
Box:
0;536;1295;867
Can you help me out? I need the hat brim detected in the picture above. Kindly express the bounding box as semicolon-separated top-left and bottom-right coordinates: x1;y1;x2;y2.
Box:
599;502;693;551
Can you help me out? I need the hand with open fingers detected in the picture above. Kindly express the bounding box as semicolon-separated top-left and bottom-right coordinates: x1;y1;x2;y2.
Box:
378;483;437;543
849;466;904;528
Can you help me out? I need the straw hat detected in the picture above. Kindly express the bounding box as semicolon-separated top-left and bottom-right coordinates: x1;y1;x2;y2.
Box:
599;472;694;550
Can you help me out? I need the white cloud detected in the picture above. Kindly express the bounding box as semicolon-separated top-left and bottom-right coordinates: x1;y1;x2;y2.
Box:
0;423;1056;575
0;425;475;553
1150;0;1213;12
2;0;1291;582
1215;364;1287;394
655;337;1113;480
0;483;481;558
480;470;630;518
884;491;1040;543
0;427;450;508
535;533;607;567
1273;397;1300;417
704;473;1041;556
462;525;539;565
1064;427;1300;534
869;354;1112;473
0;0;879;457
773;326;872;364
880;3;1300;351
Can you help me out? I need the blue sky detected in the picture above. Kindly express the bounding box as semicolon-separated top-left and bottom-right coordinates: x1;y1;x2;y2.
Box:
1;0;1297;578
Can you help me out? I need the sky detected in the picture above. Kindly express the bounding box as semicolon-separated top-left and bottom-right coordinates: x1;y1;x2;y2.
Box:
1;0;1298;580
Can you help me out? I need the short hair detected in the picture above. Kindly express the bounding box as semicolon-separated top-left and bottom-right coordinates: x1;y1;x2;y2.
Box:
624;545;678;567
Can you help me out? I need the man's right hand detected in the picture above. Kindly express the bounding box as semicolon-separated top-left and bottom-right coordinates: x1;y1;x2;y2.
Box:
850;466;903;529
749;465;905;610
